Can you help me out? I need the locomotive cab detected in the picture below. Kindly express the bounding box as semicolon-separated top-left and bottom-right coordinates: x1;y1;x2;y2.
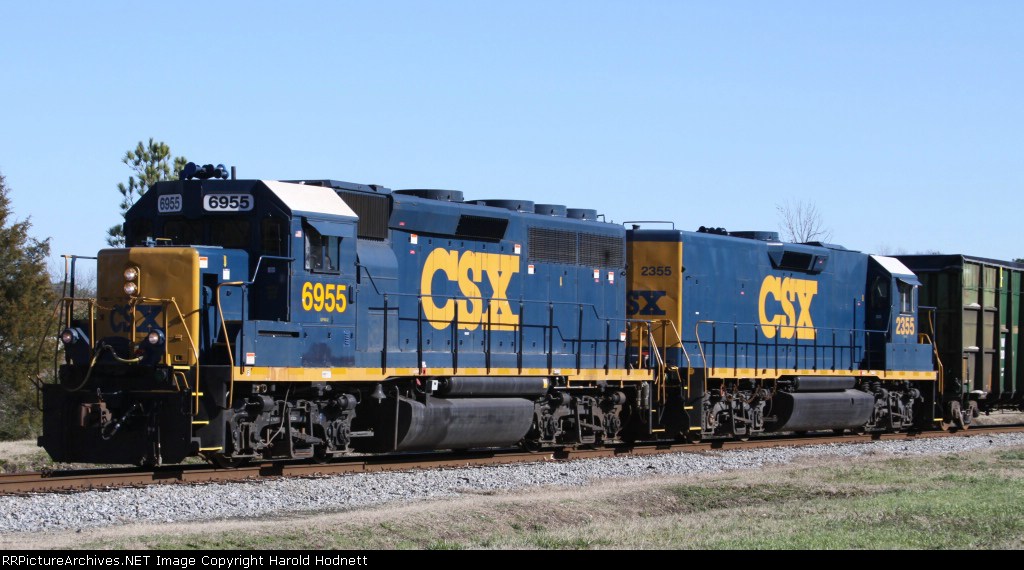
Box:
865;255;933;372
40;176;362;466
42;170;642;467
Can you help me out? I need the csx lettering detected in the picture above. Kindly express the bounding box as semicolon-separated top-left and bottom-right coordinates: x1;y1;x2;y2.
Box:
895;315;915;336
627;290;667;316
109;305;162;334
420;249;519;331
758;276;818;339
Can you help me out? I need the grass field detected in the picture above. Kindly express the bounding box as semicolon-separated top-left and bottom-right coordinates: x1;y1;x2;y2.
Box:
3;441;1022;550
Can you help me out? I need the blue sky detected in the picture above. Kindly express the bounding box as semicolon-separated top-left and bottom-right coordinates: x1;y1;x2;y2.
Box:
2;2;1021;275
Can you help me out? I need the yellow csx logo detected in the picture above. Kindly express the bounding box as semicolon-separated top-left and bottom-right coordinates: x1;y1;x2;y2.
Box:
421;249;520;331
758;276;818;339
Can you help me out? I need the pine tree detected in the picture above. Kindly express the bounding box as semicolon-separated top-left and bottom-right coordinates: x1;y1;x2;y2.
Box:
0;171;59;439
106;139;188;246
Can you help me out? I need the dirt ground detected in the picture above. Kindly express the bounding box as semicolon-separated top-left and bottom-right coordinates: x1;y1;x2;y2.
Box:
2;437;1023;550
0;451;934;550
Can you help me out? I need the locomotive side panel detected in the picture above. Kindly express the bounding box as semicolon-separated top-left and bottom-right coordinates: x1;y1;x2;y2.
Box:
628;228;938;438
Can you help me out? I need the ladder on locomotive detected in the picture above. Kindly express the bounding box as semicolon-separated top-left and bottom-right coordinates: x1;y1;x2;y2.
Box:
634;319;691;424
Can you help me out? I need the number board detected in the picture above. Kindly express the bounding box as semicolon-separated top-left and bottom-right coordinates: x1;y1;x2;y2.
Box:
203;194;254;212
157;194;183;214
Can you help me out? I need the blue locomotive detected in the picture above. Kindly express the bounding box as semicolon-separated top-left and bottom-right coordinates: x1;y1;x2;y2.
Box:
627;226;937;440
43;167;648;466
41;165;945;466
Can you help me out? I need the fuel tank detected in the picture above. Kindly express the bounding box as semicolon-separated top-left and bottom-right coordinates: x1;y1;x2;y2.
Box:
768;389;874;432
377;396;535;451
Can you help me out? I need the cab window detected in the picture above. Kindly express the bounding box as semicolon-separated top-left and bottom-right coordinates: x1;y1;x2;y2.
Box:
897;281;914;314
126;218;152;246
163;218;203;245
870;276;890;308
261;218;287;255
304;223;340;274
210;218;250;249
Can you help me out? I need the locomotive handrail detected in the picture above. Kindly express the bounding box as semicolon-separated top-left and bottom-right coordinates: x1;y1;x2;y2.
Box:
60;254;97;327
217;281;246;407
649;318;690;405
132;295;203;413
355;262;385;295
249;255;294;284
382;290;615;321
693;319;894;378
642;324;667;404
41;254;106;398
390;290;631;342
395;290;638;378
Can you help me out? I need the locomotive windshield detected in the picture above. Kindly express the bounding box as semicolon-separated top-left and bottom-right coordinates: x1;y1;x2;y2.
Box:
130;216;253;249
209;218;250;249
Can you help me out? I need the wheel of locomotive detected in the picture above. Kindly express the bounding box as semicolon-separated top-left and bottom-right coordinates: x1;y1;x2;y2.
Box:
968;401;980;422
521;438;544;453
941;400;963;431
313;445;330;464
204;452;248;469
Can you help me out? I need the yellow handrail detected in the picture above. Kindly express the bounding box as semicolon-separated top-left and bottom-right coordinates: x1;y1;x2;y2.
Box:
217;282;246;408
127;296;204;414
650;318;690;404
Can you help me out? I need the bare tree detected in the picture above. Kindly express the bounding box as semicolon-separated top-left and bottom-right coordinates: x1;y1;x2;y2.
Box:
875;244;909;256
776;199;832;243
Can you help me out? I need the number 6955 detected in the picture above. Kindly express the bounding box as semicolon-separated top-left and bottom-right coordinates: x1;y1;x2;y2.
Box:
302;282;348;313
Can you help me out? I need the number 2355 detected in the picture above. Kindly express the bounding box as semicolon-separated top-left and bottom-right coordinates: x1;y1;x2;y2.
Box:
895;315;915;335
301;282;348;313
640;266;672;276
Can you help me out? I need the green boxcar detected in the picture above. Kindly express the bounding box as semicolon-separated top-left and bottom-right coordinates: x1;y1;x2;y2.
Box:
898;254;1023;413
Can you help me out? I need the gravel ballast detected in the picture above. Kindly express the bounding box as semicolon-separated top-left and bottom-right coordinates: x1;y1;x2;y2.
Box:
2;433;1023;534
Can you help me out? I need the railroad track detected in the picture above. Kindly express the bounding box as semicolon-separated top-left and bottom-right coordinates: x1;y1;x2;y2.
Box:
4;424;1024;496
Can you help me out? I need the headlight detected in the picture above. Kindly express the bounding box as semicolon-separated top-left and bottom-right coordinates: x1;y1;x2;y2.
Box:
60;329;76;345
146;329;165;346
123;267;138;281
124;282;138;295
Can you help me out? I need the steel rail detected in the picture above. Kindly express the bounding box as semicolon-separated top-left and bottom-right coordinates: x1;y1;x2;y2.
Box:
3;424;1023;496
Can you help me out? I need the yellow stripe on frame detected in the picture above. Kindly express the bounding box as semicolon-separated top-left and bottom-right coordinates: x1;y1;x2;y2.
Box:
702;368;937;382
232;366;655;383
